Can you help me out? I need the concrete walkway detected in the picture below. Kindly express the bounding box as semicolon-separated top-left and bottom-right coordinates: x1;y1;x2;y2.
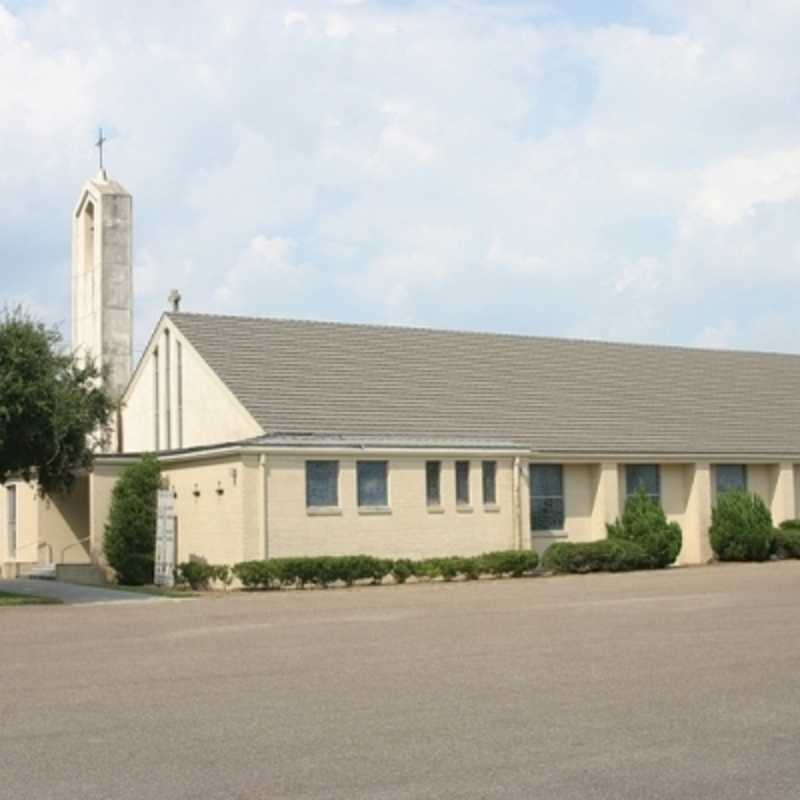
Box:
0;578;171;605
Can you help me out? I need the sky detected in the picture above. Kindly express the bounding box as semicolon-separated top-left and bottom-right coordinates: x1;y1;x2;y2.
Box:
1;0;800;358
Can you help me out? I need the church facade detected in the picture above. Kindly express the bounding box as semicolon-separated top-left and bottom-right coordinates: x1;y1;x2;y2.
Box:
3;172;800;579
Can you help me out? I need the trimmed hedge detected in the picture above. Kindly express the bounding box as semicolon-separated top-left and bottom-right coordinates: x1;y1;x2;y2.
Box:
225;550;539;591
709;489;773;562
773;527;800;559
177;562;231;590
607;488;682;568
541;538;650;574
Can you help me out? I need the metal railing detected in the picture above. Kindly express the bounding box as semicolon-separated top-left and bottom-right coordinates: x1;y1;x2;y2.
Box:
60;536;92;564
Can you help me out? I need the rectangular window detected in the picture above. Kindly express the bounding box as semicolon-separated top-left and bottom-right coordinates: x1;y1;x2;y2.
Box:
530;464;564;531
164;329;171;449
357;461;388;507
426;461;441;506
455;460;470;506
176;340;183;449
482;461;497;505
625;464;660;504
715;464;747;496
6;485;17;559
153;347;160;450
306;461;339;508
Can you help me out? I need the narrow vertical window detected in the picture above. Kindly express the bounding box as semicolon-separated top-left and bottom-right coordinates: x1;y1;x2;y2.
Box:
357;461;389;507
176;340;183;449
625;464;660;504
482;461;497;505
530;464;564;530
455;461;470;506
153;347;160;450
306;461;339;508
6;485;17;559
426;461;441;506
164;329;171;450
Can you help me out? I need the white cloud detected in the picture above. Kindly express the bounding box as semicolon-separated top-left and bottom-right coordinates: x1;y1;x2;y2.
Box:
1;0;800;354
684;146;800;229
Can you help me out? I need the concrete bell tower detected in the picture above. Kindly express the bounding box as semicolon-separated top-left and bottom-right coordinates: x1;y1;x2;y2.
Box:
71;168;133;403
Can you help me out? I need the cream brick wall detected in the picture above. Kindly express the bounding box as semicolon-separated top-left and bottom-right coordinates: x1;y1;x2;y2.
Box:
161;456;248;566
266;455;516;559
37;476;91;565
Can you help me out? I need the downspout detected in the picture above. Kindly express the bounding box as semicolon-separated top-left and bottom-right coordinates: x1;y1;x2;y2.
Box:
260;454;269;560
512;456;521;551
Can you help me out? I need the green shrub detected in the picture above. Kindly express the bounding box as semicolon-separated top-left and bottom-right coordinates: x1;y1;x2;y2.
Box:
177;561;214;590
779;519;800;531
480;550;539;577
542;538;649;574
414;559;441;581
392;559;415;584
709;490;773;562
104;455;161;585
607;488;682;568
233;560;278;589
773;527;800;559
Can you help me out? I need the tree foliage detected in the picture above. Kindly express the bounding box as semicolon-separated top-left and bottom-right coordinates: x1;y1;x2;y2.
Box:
709;489;773;562
104;455;162;585
0;309;113;494
607;487;683;568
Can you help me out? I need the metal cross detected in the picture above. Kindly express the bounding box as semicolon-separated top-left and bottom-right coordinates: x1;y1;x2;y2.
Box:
95;127;107;171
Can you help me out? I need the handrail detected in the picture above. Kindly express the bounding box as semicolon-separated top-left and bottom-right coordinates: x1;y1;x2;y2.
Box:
60;536;92;564
12;540;52;563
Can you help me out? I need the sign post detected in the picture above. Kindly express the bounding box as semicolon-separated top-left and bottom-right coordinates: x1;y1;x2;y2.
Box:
154;489;176;587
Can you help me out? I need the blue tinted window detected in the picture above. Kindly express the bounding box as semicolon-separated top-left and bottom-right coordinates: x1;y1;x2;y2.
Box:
715;464;747;495
531;464;564;530
306;461;338;507
357;461;388;507
625;464;660;503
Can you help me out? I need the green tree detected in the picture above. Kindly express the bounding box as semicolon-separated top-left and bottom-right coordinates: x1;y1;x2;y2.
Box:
104;455;162;585
709;489;773;561
607;487;683;568
0;309;113;494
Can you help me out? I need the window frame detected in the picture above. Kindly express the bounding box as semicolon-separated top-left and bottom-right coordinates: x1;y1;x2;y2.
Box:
482;460;498;507
714;464;748;498
425;460;442;508
625;464;661;505
455;460;471;507
530;463;565;532
305;460;340;510
356;460;390;509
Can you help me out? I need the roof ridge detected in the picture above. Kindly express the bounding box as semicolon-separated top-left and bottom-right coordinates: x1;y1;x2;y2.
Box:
167;311;800;360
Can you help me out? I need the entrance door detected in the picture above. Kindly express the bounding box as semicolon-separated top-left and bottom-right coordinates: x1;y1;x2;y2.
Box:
6;485;17;559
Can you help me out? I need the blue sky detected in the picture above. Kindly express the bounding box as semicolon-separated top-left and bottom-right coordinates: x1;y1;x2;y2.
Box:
2;0;800;358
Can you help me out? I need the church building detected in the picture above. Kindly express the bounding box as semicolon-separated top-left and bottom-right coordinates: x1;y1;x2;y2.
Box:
3;170;800;581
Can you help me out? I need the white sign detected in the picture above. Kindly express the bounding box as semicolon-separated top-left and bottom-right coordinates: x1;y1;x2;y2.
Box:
154;489;177;587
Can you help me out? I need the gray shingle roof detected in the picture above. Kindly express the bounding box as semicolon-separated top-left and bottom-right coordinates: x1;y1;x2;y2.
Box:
168;312;800;457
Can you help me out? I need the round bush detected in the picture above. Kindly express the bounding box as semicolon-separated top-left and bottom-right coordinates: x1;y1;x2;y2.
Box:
709;489;773;561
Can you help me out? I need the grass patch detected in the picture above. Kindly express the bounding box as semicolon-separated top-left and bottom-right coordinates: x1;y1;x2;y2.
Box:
0;590;62;606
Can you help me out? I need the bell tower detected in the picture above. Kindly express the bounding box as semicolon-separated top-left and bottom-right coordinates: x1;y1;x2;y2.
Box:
71;167;133;403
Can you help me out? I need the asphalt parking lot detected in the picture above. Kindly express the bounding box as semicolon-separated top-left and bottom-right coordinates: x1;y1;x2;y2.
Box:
2;562;800;800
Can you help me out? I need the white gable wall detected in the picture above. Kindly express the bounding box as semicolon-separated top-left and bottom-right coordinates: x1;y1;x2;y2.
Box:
121;317;263;453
